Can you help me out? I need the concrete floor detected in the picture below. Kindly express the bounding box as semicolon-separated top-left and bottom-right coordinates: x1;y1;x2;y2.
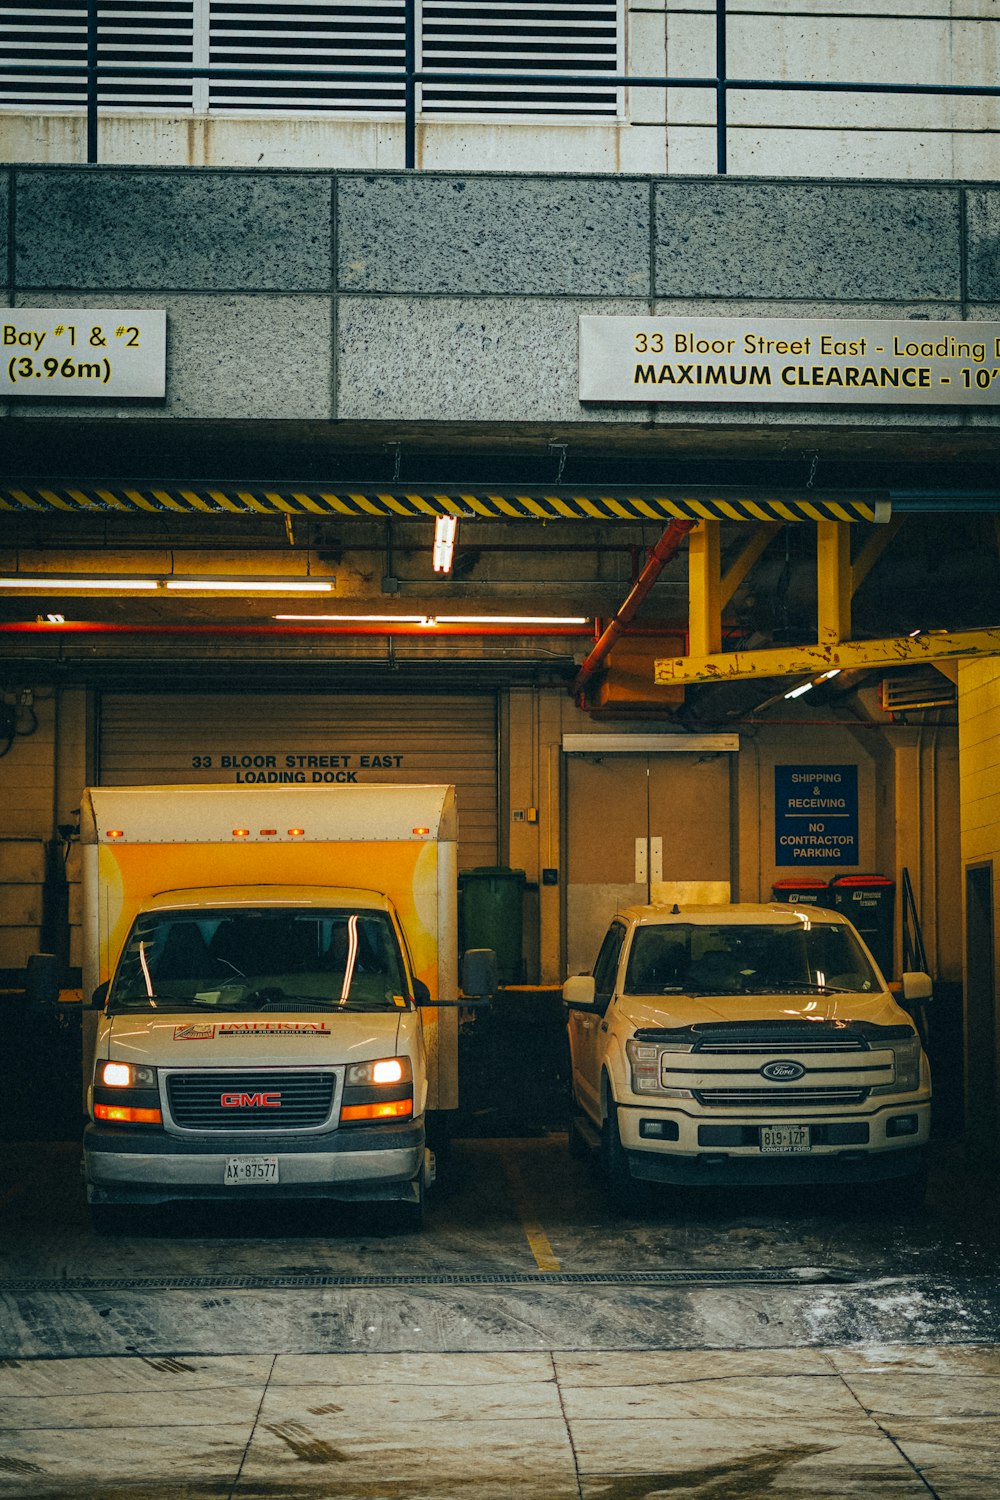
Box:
1;1134;999;1498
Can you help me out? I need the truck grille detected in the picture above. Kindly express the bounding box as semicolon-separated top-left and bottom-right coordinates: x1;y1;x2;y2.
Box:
165;1070;337;1131
693;1029;867;1054
693;1087;869;1108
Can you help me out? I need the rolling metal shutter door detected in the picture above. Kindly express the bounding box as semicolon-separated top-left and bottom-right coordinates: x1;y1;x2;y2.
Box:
97;692;498;869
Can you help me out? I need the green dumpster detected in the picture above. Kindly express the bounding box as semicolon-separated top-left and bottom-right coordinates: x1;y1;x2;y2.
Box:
459;866;526;985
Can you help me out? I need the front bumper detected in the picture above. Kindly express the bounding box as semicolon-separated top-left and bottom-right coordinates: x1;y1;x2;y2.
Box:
617;1098;931;1187
84;1118;425;1205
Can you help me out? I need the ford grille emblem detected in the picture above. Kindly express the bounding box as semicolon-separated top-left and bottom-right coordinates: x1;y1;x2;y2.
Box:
760;1061;805;1082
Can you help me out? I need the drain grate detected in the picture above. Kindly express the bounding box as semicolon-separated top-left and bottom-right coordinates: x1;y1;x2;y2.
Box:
0;1267;855;1294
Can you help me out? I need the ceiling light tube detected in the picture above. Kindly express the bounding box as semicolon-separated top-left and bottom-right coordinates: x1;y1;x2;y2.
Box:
432;515;458;574
783;680;815;700
273;613;430;623
164;579;333;593
435;614;590;625
0;577;160;590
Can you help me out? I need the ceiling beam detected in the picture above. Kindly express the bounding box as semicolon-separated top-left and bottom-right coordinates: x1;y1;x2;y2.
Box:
654;628;1000;686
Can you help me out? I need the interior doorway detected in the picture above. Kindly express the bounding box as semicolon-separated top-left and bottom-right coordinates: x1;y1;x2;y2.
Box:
565;750;734;975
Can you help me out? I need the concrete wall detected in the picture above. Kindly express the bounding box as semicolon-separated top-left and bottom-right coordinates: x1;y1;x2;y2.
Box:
2;4;998;177
3;168;1000;442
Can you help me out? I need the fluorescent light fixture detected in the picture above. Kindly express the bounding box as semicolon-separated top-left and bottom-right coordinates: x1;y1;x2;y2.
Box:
273;613;431;624
783;680;815;700
432;515;458;574
435;614;589;625
272;612;590;627
0;577;159;590
164;579;333;593
817;669;841;682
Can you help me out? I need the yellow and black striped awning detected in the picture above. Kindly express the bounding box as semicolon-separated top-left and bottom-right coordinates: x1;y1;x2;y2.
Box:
0;483;891;524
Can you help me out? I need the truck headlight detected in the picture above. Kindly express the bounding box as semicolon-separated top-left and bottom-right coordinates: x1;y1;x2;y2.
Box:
625;1039;693;1099
341;1056;414;1124
93;1059;161;1125
870;1034;922;1095
99;1060;156;1089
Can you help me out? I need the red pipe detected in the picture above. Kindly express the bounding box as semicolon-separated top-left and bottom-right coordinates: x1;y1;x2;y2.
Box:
0;620;592;638
572;519;696;698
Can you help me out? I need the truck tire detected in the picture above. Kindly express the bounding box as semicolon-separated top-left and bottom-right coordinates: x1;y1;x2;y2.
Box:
394;1171;426;1233
601;1103;645;1216
567;1115;590;1160
90;1204;131;1235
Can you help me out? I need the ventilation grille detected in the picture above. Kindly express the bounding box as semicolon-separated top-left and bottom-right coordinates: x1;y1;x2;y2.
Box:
1;0;621;117
1;1;194;110
693;1087;870;1109
166;1069;337;1130
880;670;957;713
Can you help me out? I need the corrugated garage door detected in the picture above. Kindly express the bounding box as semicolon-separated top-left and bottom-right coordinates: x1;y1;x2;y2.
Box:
97;693;498;869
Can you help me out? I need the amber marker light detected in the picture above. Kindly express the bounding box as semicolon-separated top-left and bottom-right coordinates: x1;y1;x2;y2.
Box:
339;1099;413;1122
105;829;124;840
287;828;305;837
94;1103;162;1124
412;826;430;836
259;828;278;836
232;828;250;839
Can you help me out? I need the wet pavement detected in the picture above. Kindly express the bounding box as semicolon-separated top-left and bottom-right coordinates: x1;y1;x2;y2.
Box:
0;1133;998;1496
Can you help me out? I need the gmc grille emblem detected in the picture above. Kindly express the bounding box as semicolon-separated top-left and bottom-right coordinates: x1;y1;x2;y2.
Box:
760;1061;806;1082
220;1091;282;1108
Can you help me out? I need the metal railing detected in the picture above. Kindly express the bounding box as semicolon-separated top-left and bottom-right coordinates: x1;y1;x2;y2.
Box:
3;0;999;172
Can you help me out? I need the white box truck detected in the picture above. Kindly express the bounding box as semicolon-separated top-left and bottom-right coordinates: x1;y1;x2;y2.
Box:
80;784;493;1230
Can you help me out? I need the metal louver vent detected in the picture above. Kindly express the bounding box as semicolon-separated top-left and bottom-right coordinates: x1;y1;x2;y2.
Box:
2;0;621;117
1;1;194;110
420;0;620;117
210;0;406;114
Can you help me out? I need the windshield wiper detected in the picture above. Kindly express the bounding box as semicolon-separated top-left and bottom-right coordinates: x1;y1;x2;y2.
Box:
742;980;855;995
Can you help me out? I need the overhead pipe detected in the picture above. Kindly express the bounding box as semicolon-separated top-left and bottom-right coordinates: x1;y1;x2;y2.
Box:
572;519;696;701
0;620;591;639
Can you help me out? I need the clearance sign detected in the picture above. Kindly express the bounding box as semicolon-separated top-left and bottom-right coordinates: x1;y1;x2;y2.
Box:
579;316;1000;406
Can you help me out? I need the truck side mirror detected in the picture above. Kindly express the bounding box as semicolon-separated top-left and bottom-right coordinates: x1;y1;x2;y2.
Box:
461;948;498;999
24;953;61;1006
91;979;110;1010
412;977;431;1006
563;973;597;1011
901;971;933;1006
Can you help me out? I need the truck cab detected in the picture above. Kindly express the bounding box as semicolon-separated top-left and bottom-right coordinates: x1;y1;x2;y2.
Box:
85;886;434;1228
564;902;932;1212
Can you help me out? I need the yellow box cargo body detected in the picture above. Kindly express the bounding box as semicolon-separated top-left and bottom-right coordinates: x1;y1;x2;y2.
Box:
80;784;462;1228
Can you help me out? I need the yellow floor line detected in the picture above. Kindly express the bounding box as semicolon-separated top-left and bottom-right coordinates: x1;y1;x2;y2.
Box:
498;1145;561;1272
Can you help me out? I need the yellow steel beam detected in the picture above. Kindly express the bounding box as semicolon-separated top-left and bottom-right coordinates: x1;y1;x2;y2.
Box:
816;519;852;647
720;522;782;608
654;628;1000;686
688;520;722;657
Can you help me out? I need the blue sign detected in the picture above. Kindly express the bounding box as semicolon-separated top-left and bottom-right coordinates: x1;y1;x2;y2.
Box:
775;765;858;865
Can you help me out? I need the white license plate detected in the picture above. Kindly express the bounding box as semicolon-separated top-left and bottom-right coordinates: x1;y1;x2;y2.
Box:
759;1125;810;1153
224;1155;279;1184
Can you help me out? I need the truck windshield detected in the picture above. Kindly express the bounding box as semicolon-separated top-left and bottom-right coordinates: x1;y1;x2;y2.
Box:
623;921;881;997
109;907;412;1013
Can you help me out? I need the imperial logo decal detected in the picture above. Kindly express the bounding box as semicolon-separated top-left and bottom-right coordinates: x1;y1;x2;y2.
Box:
173;1024;216;1041
219;1022;331;1037
221;1091;282;1108
760;1060;806;1081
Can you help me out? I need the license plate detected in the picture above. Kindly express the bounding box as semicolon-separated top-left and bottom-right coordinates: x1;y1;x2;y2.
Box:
224;1155;279;1184
759;1125;810;1153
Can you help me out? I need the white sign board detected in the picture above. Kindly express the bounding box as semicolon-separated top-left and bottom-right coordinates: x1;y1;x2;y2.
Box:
2;310;166;398
579;316;1000;406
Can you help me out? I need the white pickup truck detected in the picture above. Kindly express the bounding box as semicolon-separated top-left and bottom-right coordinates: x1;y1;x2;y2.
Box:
564;902;932;1212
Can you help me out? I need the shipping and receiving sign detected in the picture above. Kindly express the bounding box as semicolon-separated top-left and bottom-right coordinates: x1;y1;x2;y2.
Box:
775;765;859;865
1;310;166;397
580;317;1000;406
